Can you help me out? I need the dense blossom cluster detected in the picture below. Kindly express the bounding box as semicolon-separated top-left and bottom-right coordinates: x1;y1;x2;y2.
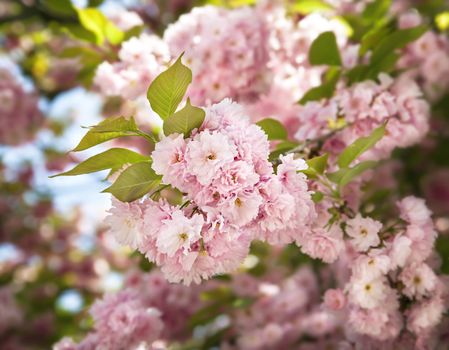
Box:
54;271;207;350
0;0;444;348
94;33;170;100
106;99;315;284
0;66;43;145
164;6;270;104
333;197;448;346
399;12;449;101
93;1;350;130
295;73;430;160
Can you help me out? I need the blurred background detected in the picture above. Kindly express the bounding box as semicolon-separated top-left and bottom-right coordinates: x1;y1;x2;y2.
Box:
0;0;448;349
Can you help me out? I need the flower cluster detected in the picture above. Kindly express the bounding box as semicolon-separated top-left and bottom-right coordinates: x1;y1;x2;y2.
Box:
106;99;315;284
164;6;270;104
94;33;170;100
53;270;204;350
295;73;430;160
399;12;449;101
328;196;447;346
0;67;43;146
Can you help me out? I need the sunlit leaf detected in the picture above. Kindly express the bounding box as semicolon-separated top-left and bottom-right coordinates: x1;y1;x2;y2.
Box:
163;99;205;137
337;124;386;168
309;31;342;66
73;117;140;152
147;55;192;121
50;148;149;177
103;162;161;202
256;118;288;140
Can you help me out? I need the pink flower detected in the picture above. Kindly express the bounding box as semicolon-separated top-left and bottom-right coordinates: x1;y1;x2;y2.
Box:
86;290;164;349
348;307;389;338
105;198;145;249
151;134;187;187
388;234;412;268
407;297;445;334
349;276;390;309
157;210;204;257
351;253;391;280
221;190;263;226
186;131;237;185
398;196;432;227
0;66;43;146
400;263;437;300
301;226;344;263
345;214;382;252
323;289;346;310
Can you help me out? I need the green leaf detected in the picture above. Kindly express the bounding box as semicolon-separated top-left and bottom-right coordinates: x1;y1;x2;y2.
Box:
337;124;386;168
436;12;449;31
339;160;377;187
269;141;299;161
348;25;427;83
361;0;391;24
311;191;324;202
42;0;76;16
256;118;288;141
289;0;333;14
76;8;106;44
359;21;394;56
299;67;341;104
64;24;98;43
73;117;139;152
76;8;124;45
147;55;192;121
50;148;149;177
301;153;329;178
104;20;125;45
370;25;427;65
309;31;342;66
103;162;161;202
327;161;377;187
163;99;205;137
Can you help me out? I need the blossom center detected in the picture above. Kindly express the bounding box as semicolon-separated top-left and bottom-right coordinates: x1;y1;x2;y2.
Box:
178;232;188;241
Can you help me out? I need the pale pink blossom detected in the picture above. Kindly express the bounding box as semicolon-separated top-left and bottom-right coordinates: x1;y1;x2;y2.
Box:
105;198;145;249
323;289;346;310
407;297;445;334
186;131;237;185
349;276;390;309
157;210;204;257
400;263;437;300
301;226;344;263
346;214;382;252
398;196;432;227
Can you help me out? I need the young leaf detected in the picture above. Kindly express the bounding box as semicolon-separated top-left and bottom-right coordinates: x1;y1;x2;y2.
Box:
163;99;205;137
301;153;329;178
102;162;161;202
268;141;299;161
76;8;124;45
327;161;377;188
361;0;391;24
289;0;333;15
256;118;288;141
309;32;342;66
50;148;149;177
76;8;106;45
337;124;386;168
73;117;139;152
147;55;192;121
299;67;341;104
339;161;377;187
308;153;329;174
369;25;427;65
